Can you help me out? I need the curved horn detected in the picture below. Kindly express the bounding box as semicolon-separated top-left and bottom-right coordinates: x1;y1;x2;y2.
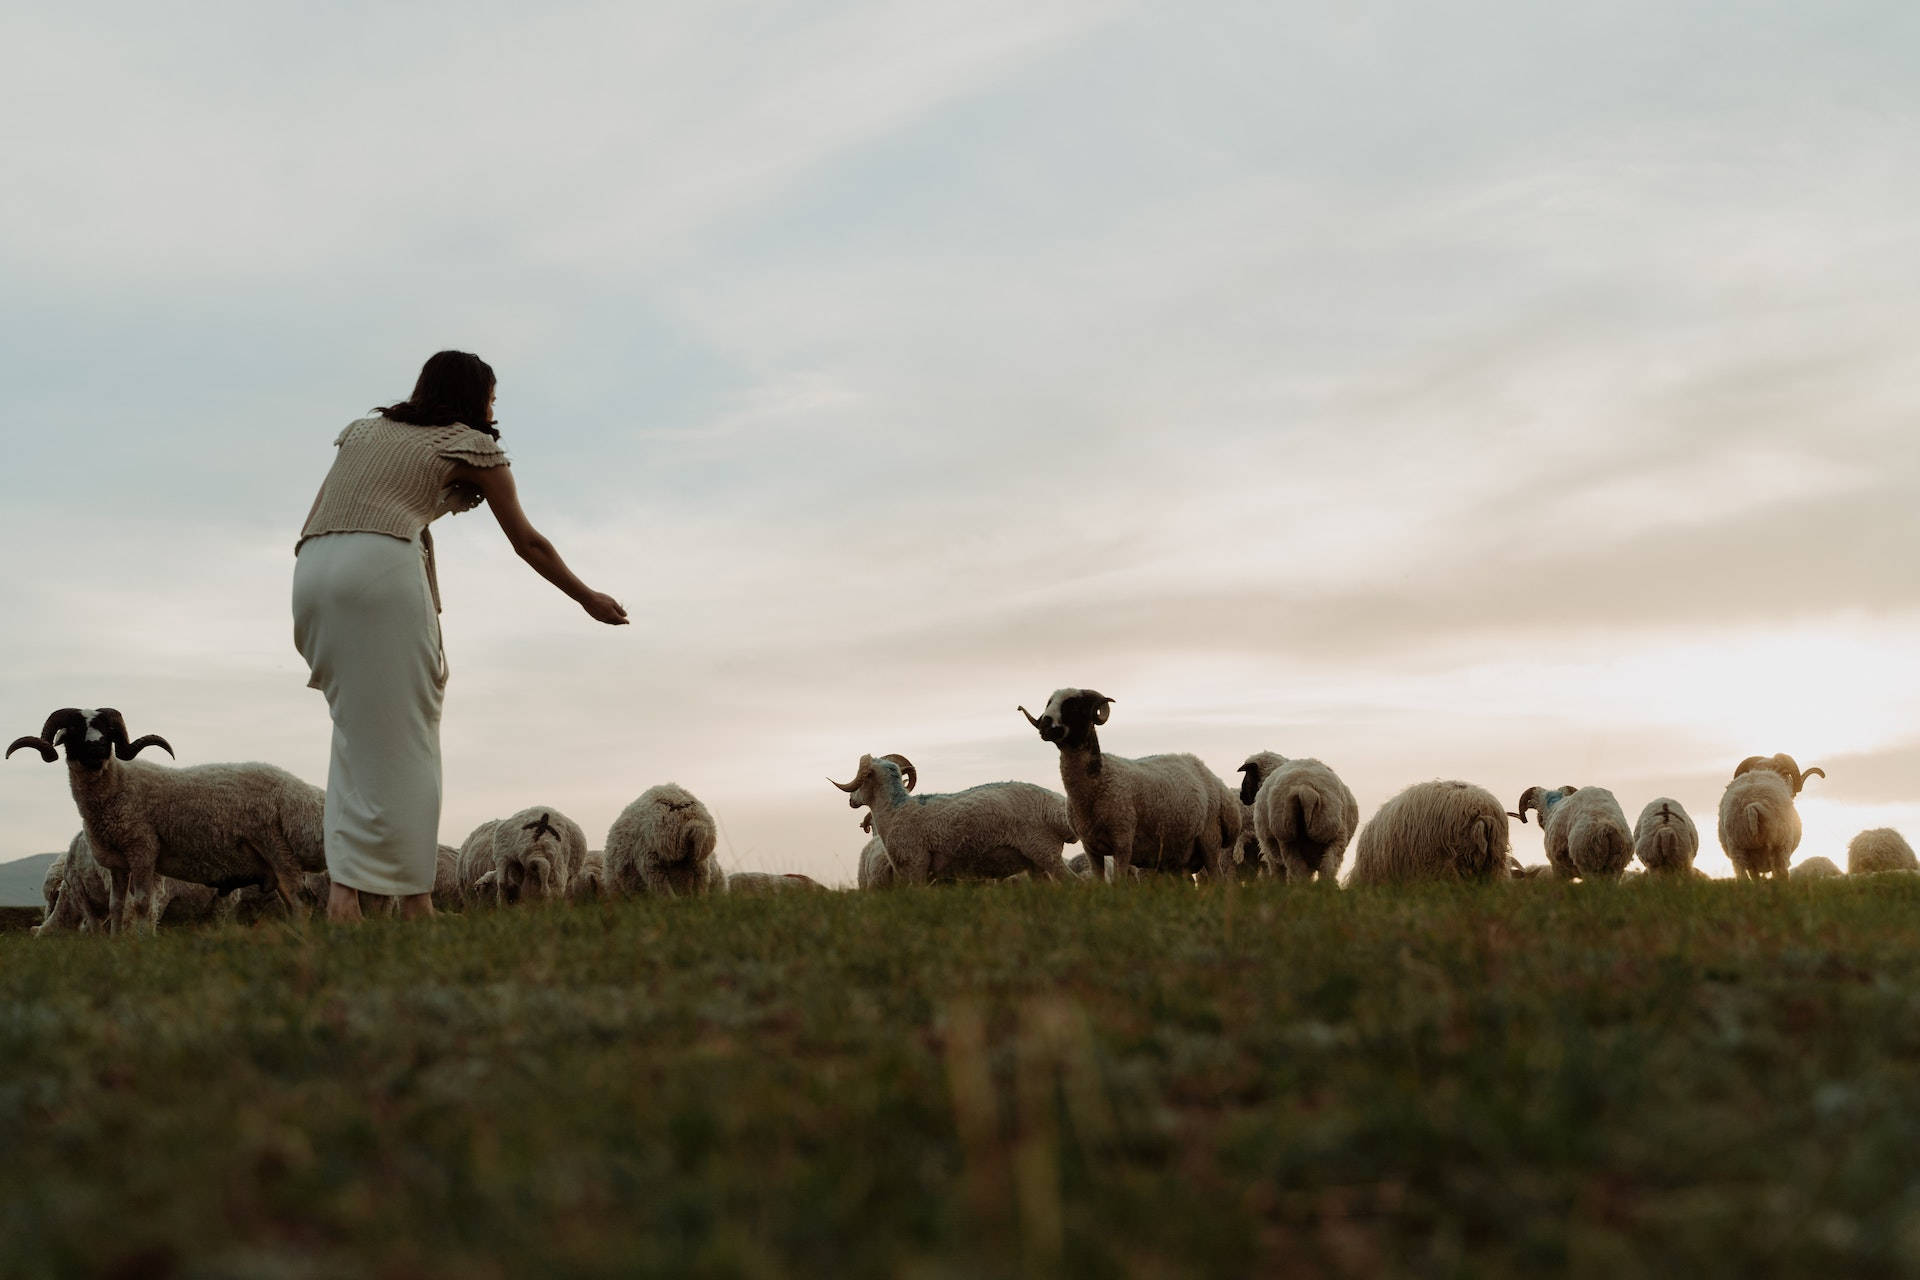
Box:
1794;762;1826;794
1512;786;1544;824
829;754;874;794
1017;706;1042;729
6;736;57;763
37;708;86;746
1085;692;1114;725
117;734;173;760
1732;755;1770;779
880;753;916;792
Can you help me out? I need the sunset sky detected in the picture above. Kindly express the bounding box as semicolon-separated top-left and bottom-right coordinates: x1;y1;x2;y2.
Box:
3;2;1916;882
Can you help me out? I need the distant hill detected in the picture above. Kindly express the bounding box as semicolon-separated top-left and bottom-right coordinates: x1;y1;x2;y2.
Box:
0;853;58;907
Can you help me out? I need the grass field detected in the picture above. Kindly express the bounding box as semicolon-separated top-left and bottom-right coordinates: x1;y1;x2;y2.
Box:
6;878;1920;1278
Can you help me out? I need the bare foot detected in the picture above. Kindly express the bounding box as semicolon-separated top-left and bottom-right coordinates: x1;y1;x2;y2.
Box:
327;881;364;924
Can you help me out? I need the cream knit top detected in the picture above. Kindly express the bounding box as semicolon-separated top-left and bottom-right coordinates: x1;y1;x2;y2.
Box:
297;415;510;611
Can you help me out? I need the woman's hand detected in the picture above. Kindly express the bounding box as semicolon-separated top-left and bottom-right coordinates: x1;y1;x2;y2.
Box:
583;591;629;625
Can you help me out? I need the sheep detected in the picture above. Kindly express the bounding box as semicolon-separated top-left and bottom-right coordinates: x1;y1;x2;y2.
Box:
433;844;462;911
1717;753;1824;881
1237;752;1359;884
456;819;501;904
482;807;589;905
858;834;897;890
1512;786;1633;881
1632;797;1700;877
1792;855;1843;880
1347;781;1511;886
1847;828;1918;875
726;870;829;895
830;753;1077;885
1018;690;1241;882
605;783;726;897
569;850;607;903
1220;803;1267;882
7;708;327;933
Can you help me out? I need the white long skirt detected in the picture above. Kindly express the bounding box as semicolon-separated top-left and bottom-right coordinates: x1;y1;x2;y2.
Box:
292;531;447;896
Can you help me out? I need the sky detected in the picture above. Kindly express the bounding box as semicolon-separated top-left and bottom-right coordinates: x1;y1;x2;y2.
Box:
3;1;1917;883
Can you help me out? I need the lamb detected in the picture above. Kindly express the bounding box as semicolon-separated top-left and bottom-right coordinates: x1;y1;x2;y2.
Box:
38;829;217;934
1018;690;1240;882
1847;828;1918;875
1791;855;1843;880
1347;781;1511;886
1632;798;1700;877
1512;786;1633;881
830;753;1077;885
1717;753;1824;881
605;783;726;897
1237;752;1359;884
7;709;326;933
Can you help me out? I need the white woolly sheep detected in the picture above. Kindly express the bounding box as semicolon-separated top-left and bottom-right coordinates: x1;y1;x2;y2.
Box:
1348;781;1512;886
8;709;326;933
1792;855;1843;880
858;834;897;890
1019;689;1241;881
482;807;589;905
456;819;502;905
1847;828;1918;875
1513;786;1633;881
569;850;607;903
726;870;828;895
1632;798;1700;877
830;753;1076;885
605;783;726;897
1717;753;1824;881
1237;752;1359;884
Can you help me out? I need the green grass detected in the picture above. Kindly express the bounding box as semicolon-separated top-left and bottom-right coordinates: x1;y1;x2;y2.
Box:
6;878;1920;1278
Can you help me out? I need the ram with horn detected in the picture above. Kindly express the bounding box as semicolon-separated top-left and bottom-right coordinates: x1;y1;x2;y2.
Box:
1018;688;1241;883
6;707;327;933
1511;782;1634;881
828;752;1076;886
1717;752;1826;881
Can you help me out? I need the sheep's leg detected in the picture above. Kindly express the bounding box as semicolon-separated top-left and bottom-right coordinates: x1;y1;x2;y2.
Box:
125;862;159;936
105;864;132;936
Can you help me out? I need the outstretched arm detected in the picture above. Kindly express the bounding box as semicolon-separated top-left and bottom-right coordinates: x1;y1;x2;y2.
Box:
447;461;628;625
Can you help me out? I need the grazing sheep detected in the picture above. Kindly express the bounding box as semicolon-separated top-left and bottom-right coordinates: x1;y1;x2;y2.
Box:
7;708;326;933
857;834;897;890
1237;752;1359;884
1847;828;1918;875
1513;786;1633;881
1792;855;1843;880
605;784;725;897
1718;753;1824;881
1348;781;1511;886
1220;804;1267;881
1632;798;1700;877
1018;690;1241;882
485;807;589;904
455;819;502;905
726;870;828;895
433;844;462;911
220;871;339;925
569;850;607;903
829;753;1077;885
1506;857;1553;881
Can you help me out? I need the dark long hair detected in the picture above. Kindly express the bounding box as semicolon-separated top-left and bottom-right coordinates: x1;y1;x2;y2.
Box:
377;350;500;439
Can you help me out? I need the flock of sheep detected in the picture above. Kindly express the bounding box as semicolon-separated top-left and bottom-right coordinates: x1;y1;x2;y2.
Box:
9;692;1917;936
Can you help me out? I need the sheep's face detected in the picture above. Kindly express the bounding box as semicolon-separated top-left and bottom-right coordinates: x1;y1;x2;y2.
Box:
829;755;915;823
6;708;173;774
1236;754;1288;806
1023;689;1113;749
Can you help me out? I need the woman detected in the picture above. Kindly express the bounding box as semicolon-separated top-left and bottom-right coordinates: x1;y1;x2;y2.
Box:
293;350;627;923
